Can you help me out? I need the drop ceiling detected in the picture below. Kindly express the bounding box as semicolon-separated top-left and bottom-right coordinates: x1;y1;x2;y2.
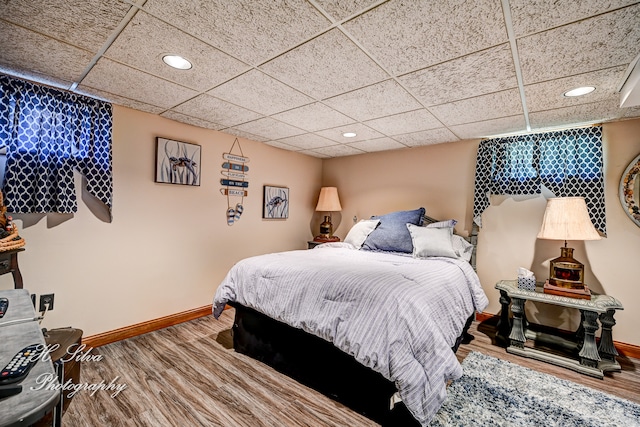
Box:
1;0;639;158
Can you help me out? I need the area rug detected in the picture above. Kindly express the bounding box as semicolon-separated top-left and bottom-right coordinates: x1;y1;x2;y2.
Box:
429;351;640;427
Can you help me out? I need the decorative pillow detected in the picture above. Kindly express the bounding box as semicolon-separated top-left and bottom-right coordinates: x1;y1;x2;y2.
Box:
452;235;474;262
344;219;380;249
406;223;458;259
426;219;458;229
362;207;425;253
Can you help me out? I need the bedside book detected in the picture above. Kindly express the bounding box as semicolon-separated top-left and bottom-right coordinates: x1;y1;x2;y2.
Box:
543;281;591;300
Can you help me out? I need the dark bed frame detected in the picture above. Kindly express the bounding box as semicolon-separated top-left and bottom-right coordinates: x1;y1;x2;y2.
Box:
228;218;479;426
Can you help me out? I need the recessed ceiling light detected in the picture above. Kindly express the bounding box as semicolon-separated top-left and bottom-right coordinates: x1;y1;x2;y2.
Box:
563;86;595;97
162;54;192;70
342;132;357;138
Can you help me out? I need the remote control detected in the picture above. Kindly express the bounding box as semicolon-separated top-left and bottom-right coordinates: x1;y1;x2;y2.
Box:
0;384;22;399
0;298;7;318
0;344;44;385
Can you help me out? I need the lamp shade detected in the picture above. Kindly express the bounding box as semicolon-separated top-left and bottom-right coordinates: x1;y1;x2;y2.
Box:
537;197;601;241
315;187;342;212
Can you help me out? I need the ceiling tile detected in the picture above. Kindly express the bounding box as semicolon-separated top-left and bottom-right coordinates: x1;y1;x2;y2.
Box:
104;11;250;92
172;94;262;127
275;134;337;150
528;99;624;130
81;58;198;109
312;144;365;157
144;0;330;65
272;102;356;132
347;137;406;152
314;0;382;21
222;128;269;142
76;86;166;114
524;66;628;113
0;0;131;52
509;0;638;37
518;5;640;84
343;0;507;75
364;109;442;135
298;149;331;158
160;111;225;131
449;115;527;139
0;21;94;87
316;122;384;143
392;128;460;147
260;28;389;100
323;79;422;121
621;106;640;120
430;89;523;127
263;140;301;151
399;44;518;106
208;69;313;115
233;117;305;140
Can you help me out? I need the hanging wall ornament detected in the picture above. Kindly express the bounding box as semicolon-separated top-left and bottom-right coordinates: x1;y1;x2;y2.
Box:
221;138;249;225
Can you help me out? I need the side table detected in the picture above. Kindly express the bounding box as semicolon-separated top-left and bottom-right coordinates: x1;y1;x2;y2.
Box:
495;280;623;379
0;248;24;289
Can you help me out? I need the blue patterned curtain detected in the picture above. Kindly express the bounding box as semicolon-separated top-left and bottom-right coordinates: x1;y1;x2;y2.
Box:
0;74;112;217
473;126;606;234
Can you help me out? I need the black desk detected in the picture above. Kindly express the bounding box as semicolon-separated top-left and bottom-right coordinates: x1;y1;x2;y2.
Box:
0;289;59;426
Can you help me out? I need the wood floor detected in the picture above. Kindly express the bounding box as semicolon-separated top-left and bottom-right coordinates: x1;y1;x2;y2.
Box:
64;310;640;426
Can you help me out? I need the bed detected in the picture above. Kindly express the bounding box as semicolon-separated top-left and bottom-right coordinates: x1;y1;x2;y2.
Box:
213;208;488;426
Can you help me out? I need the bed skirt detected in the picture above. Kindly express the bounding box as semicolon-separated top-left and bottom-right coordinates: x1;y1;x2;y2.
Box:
229;302;475;426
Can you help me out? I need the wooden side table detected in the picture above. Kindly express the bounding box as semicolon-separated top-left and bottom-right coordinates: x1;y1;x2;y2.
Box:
495;280;623;379
0;247;24;289
307;241;323;249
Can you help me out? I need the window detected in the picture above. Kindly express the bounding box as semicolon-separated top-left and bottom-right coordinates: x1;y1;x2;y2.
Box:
473;126;605;234
0;74;112;218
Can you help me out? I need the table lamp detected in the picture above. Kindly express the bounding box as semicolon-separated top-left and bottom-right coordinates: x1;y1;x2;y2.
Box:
314;187;342;242
537;197;601;292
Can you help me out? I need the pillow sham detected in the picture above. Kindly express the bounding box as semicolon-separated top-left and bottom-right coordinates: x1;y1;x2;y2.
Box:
344;219;380;249
362;207;425;253
406;223;458;259
426;219;458;229
452;234;474;262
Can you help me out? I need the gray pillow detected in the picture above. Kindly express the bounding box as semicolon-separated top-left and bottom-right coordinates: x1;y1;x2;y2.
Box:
406;224;458;259
362;207;425;253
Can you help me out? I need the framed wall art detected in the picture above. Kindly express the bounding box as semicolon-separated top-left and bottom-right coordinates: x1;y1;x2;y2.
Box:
263;185;289;219
155;137;201;186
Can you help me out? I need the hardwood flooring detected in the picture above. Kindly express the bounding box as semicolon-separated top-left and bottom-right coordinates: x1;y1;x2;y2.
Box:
64;310;640;426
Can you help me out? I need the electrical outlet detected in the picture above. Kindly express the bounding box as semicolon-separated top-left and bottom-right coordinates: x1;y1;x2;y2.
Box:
39;294;55;312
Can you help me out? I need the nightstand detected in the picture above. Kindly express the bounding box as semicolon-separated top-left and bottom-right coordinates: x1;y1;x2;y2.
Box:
495;279;623;379
0;247;24;288
307;241;323;249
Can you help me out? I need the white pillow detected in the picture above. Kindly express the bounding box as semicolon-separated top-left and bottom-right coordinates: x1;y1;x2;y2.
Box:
344;219;380;249
406;223;458;259
452;235;474;262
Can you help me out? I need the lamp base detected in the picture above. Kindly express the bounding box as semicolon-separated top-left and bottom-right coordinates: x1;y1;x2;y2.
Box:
313;235;340;243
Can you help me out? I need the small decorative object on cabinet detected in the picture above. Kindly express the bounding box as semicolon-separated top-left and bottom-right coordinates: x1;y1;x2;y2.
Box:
495;280;623;379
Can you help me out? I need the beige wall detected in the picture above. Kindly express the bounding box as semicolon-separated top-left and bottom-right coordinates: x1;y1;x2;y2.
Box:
324;118;640;347
0;106;322;336
3;104;638;347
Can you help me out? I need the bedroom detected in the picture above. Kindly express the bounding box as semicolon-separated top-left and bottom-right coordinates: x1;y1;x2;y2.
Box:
0;0;639;426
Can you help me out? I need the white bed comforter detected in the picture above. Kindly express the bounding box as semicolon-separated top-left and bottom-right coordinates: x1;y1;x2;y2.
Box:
212;245;488;426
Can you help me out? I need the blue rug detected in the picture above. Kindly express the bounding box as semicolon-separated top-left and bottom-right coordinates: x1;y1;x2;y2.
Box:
430;351;640;426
